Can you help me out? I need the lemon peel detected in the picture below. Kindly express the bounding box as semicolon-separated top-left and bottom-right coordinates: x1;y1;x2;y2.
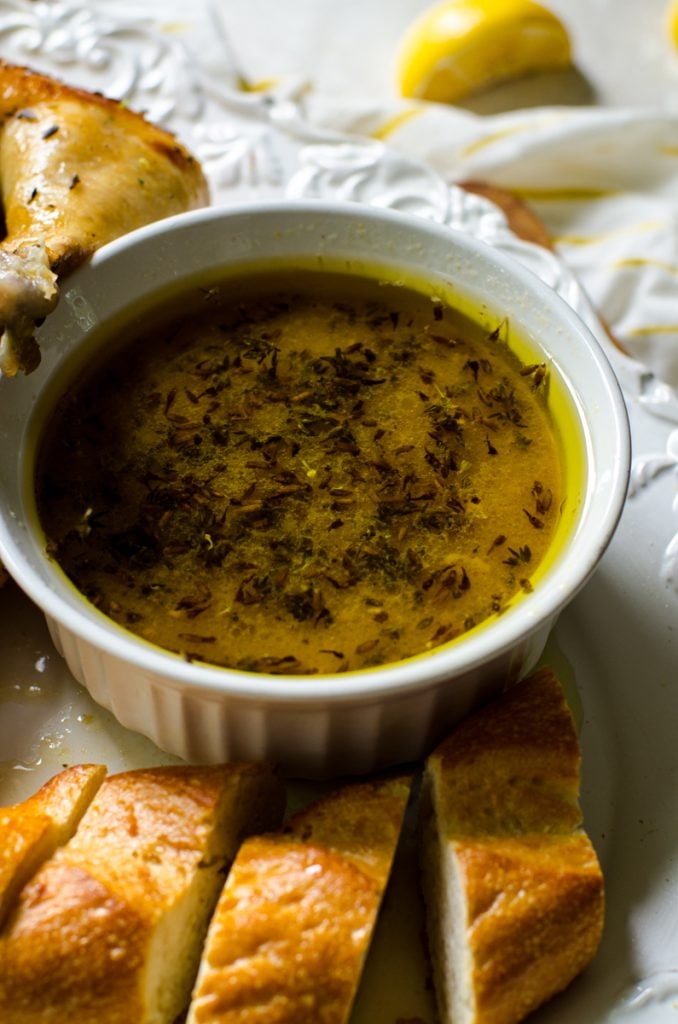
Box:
667;0;678;49
396;0;572;103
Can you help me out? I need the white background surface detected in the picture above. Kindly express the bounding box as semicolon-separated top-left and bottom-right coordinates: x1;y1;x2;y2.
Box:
2;2;678;1022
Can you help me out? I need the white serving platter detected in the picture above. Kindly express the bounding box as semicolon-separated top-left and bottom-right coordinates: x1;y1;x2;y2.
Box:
1;2;678;1020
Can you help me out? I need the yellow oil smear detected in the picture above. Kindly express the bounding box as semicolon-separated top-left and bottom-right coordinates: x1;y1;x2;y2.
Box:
239;77;281;93
370;106;425;140
159;21;191;33
628;323;678;337
556;220;665;246
460;124;534;158
613;256;678;276
555;235;606;246
459;112;579;159
513;186;617;202
668;0;678;49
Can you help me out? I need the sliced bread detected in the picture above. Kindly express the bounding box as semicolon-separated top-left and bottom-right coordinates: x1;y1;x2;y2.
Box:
186;773;413;1024
0;761;285;1024
420;666;604;1024
0;763;105;926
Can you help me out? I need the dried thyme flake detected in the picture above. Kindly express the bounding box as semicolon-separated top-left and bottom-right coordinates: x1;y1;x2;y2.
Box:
520;362;549;388
523;509;545;529
178;632;217;643
503;545;532;566
487;319;508;343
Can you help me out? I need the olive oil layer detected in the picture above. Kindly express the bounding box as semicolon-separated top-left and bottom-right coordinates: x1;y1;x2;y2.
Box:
37;272;562;675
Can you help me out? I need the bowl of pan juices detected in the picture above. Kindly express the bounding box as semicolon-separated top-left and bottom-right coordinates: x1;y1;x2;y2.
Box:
0;201;630;778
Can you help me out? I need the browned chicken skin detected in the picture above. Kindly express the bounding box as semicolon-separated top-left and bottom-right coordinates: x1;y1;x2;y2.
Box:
0;60;209;376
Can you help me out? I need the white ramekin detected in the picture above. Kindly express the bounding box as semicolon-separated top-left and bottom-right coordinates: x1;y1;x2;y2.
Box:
0;202;630;777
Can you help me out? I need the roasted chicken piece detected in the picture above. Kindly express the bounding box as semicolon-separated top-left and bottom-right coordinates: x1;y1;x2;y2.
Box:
0;60;209;376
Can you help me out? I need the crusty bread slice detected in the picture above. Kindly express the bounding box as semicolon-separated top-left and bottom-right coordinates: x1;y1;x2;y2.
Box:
0;762;285;1024
420;666;604;1024
186;773;413;1024
0;763;106;926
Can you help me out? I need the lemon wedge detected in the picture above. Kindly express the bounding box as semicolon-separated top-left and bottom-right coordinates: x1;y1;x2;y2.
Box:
667;0;678;49
396;0;572;103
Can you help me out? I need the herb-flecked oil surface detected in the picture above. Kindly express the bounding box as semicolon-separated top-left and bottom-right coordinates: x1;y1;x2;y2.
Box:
36;269;563;675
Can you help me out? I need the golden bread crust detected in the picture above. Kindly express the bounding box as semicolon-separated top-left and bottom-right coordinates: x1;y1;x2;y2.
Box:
0;763;105;927
430;666;583;836
422;666;604;1024
284;775;413;883
188;838;381;1024
19;762;106;827
187;773;412;1024
457;834;604;1024
0;762;285;1024
60;765;239;904
0;860;148;1024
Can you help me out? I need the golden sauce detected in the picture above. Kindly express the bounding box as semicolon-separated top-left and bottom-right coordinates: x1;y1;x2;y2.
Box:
36;270;563;675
